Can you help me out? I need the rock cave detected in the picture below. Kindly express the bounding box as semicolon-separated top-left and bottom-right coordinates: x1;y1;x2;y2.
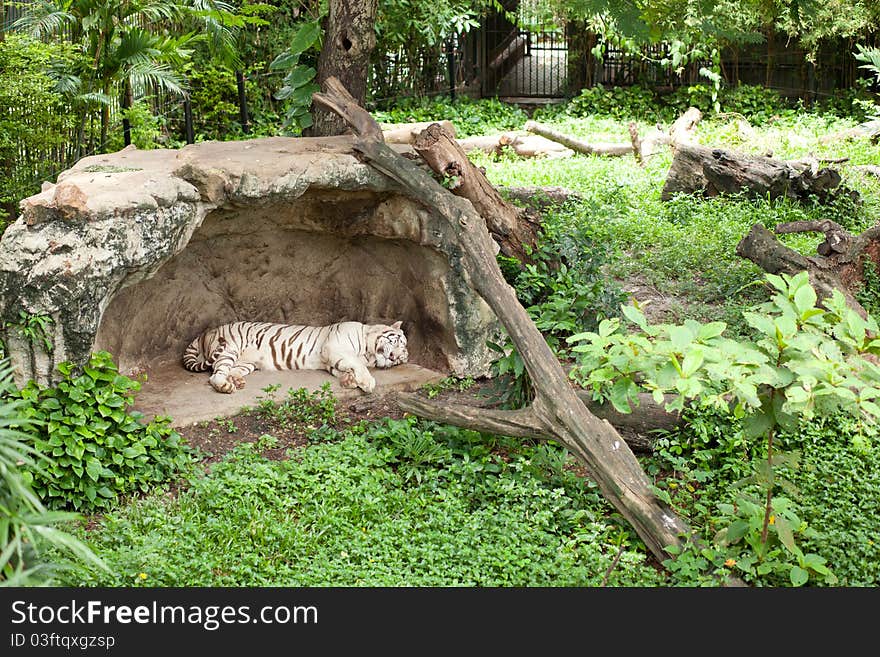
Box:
0;137;499;424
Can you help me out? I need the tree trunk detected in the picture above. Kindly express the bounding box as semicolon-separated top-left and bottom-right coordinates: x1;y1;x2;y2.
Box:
236;70;250;134
396;389;680;454
311;77;699;566
856;165;880;179
100;81;111;152
413;122;540;263
499;186;583;211
121;79;133;147
627;107;702;165
309;0;378;137
821;120;880;144
661;143;857;204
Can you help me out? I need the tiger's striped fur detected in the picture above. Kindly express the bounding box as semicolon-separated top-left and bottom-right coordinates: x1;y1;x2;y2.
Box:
182;320;408;394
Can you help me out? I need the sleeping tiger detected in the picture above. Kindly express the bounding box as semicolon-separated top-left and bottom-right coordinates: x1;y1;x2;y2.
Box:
182;320;408;394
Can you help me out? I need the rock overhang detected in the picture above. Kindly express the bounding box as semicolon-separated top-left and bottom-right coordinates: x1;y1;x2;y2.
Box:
0;136;500;393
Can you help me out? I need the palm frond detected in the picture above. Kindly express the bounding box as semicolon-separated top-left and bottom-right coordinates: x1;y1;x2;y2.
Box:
10;1;75;39
128;61;187;98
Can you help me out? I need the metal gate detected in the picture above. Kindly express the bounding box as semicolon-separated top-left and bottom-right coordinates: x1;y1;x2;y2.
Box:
480;4;569;98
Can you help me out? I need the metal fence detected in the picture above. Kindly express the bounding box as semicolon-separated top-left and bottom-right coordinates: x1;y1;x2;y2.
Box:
478;4;876;101
1;1;26;31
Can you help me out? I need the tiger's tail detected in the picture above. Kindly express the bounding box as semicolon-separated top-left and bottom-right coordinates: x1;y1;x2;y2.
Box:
182;335;210;372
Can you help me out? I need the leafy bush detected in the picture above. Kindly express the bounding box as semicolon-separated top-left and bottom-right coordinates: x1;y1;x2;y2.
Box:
489;203;627;408
663;83;790;124
569;272;880;585
815;79;879;123
269;20;321;134
535;81;871;126
0;361;106;584
373;95;528;137
563;84;660;122
8;351;192;511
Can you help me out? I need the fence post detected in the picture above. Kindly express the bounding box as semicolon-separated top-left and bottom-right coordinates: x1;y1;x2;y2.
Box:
183;96;195;145
447;36;456;101
122;80;132;147
236;70;250;135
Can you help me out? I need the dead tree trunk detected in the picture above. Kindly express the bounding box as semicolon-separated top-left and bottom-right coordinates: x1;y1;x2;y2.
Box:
413;122;540;263
736;221;880;317
312;77;697;565
820;119;880;144
524;121;634;156
457;133;572;159
628;107;703;166
662;143;858;203
309;0;378;137
668;107;702;146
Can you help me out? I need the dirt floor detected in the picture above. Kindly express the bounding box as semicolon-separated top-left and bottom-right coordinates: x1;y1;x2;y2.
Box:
170;375;602;494
135;362;446;427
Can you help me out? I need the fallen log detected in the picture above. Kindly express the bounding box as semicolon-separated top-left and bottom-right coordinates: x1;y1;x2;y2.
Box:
457;133;573;159
524;120;634;157
855;164;880;179
382;120;456;144
398;390;677;454
669;107;702;147
312;76;699;566
736;221;880;317
661;143;858;204
629;107;704;166
820;118;880;144
413;122;540;263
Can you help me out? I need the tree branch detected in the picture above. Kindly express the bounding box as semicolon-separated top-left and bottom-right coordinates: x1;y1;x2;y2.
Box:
313;76;695;565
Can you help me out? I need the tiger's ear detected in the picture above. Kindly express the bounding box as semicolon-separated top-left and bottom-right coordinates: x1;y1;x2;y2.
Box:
391;321;403;330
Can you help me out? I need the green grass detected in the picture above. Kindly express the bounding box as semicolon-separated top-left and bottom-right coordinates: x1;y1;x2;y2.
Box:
472;111;880;332
60;421;664;587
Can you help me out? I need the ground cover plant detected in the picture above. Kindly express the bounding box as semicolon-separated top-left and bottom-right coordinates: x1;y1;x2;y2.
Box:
60;412;665;587
8;88;880;587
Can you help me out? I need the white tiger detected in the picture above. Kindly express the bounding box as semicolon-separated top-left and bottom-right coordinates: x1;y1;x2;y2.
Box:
182;320;409;394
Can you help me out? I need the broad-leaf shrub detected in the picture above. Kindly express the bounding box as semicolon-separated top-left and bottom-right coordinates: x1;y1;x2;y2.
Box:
489;205;627;408
8;352;192;510
568;271;880;585
0;361;107;584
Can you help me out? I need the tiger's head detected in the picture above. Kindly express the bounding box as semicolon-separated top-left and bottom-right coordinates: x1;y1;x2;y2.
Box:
373;321;409;369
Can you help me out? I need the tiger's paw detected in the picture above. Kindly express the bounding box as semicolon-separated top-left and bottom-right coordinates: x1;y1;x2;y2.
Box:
355;373;376;394
339;371;357;389
229;374;246;390
209;374;236;394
